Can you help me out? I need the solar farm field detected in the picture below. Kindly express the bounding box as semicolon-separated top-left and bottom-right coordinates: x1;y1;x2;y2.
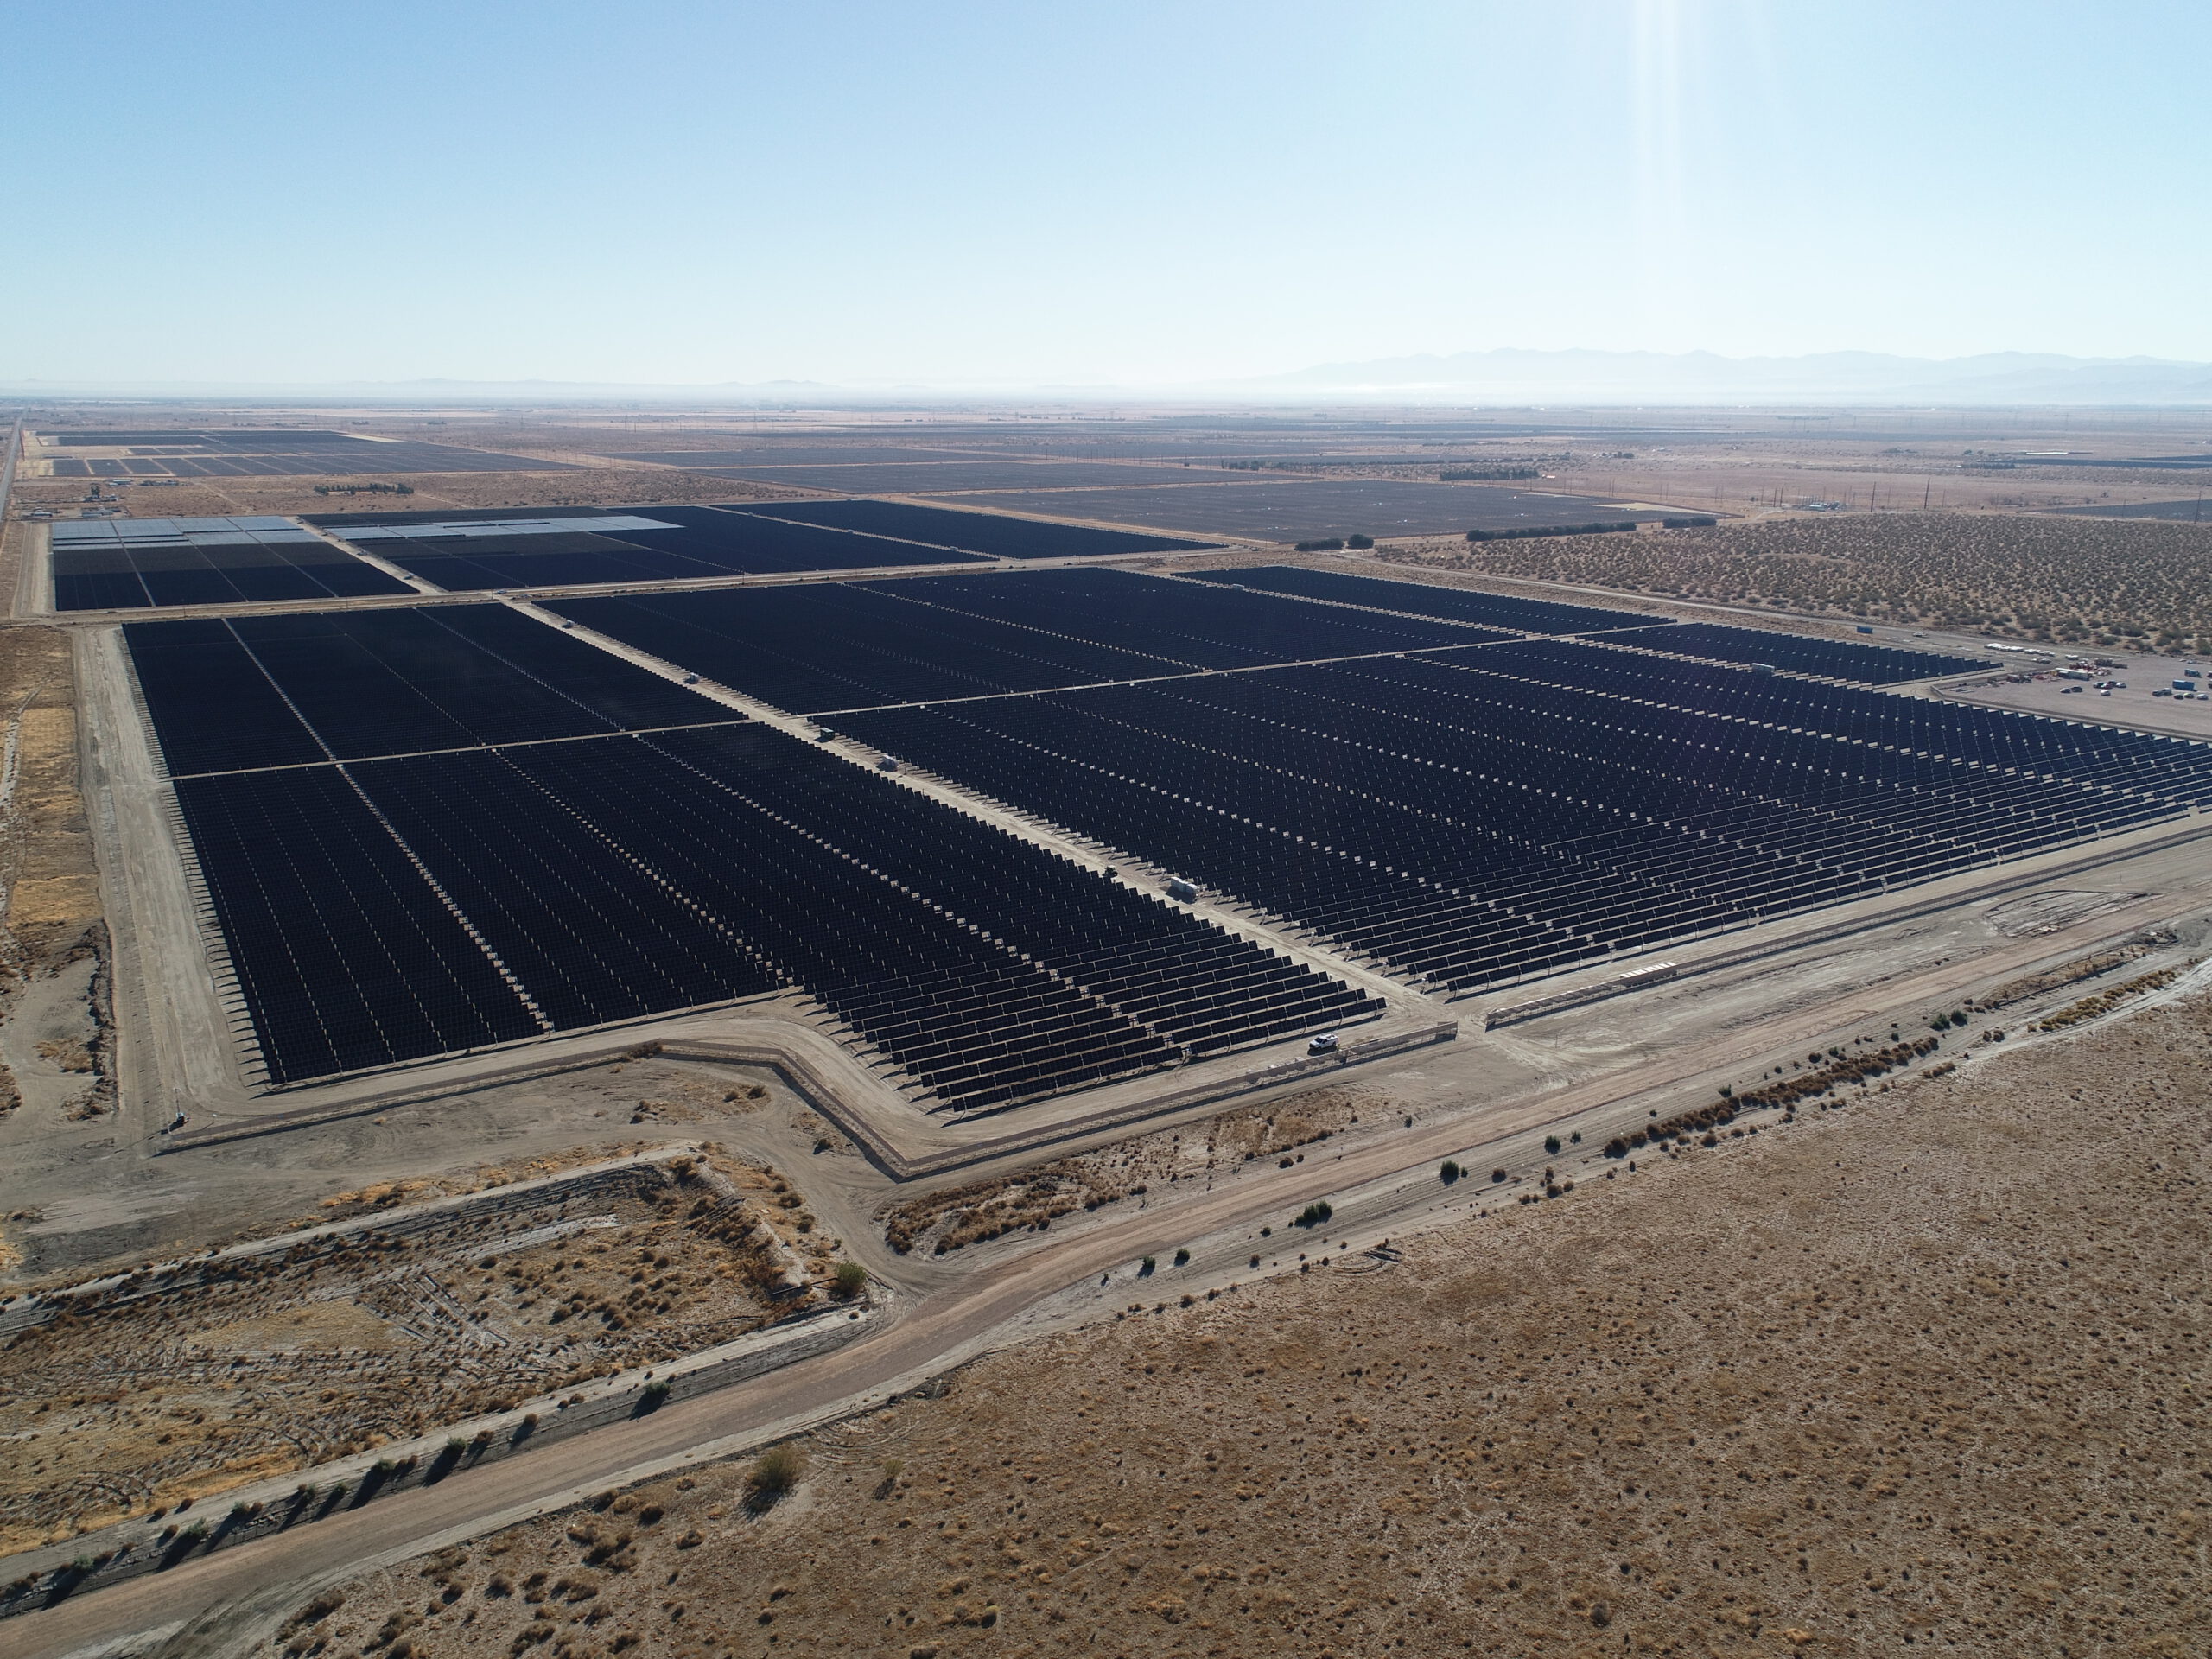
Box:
550;568;1508;714
124;606;736;776
601;447;983;467
1185;566;1992;683
1591;620;1990;683
694;461;1257;493
49;517;414;610
306;499;1214;590
832;632;2212;996
2050;499;2212;523
938;480;1675;540
312;505;991;589
38;429;570;477
736;499;1221;558
1182;563;1665;633
128;608;1374;1096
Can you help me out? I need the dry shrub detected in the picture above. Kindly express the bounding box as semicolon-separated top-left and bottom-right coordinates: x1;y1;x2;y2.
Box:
1389;512;2212;650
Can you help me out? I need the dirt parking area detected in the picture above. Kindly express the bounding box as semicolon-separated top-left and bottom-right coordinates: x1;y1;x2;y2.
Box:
295;986;2212;1657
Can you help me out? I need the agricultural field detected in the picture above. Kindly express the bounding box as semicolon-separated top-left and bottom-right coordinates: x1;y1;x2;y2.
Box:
1385;512;2212;653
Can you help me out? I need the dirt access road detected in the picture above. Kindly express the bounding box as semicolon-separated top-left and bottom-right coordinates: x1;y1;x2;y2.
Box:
13;880;2204;1659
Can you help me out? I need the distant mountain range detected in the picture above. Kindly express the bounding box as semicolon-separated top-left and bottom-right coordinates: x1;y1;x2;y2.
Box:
1236;349;2212;405
7;351;2211;405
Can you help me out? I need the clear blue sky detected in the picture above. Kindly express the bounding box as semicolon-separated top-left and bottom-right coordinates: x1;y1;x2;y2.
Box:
4;0;2206;387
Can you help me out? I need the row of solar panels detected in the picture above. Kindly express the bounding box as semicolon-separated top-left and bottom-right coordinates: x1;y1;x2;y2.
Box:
175;726;1376;1099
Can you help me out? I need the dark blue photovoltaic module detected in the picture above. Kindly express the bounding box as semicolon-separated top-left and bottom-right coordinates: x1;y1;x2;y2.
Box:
733;498;1219;558
1181;564;1663;634
1579;621;1987;684
833;639;2212;997
126;605;734;775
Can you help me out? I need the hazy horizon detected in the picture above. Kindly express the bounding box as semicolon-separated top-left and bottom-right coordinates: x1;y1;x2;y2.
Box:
5;2;2208;387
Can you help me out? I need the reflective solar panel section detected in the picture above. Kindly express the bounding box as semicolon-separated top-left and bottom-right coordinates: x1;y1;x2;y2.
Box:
835;644;2205;996
50;518;412;610
1180;564;1664;634
312;505;989;589
124;605;735;776
733;499;1222;558
550;568;1510;714
1588;621;1990;684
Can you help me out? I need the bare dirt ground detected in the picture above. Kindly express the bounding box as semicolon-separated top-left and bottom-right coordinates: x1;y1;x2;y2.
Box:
1382;512;2212;655
6;469;802;524
0;1147;834;1554
880;1090;1366;1259
284;987;2212;1659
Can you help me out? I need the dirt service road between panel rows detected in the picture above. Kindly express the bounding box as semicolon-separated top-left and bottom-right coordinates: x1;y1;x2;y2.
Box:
11;885;2202;1659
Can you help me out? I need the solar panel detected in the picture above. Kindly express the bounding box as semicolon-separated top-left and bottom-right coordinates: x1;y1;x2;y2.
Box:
731;499;1221;558
1179;564;1664;634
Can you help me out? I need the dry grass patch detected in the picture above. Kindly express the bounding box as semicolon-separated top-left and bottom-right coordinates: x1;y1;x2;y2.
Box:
311;991;2212;1656
0;1154;815;1551
883;1089;1366;1256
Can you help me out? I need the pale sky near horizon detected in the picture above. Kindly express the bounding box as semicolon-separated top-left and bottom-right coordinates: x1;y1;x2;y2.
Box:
4;0;2207;387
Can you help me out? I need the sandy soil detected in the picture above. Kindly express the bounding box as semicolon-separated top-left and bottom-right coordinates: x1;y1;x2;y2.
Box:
286;987;2212;1658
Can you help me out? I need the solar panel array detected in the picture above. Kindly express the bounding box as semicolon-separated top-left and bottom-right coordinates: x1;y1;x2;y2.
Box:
833;634;2211;996
550;568;1510;714
738;499;1221;557
41;430;570;477
1181;564;1664;634
124;605;738;776
1588;620;1990;684
309;505;991;589
305;500;1220;593
50;518;413;611
134;610;1374;1095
